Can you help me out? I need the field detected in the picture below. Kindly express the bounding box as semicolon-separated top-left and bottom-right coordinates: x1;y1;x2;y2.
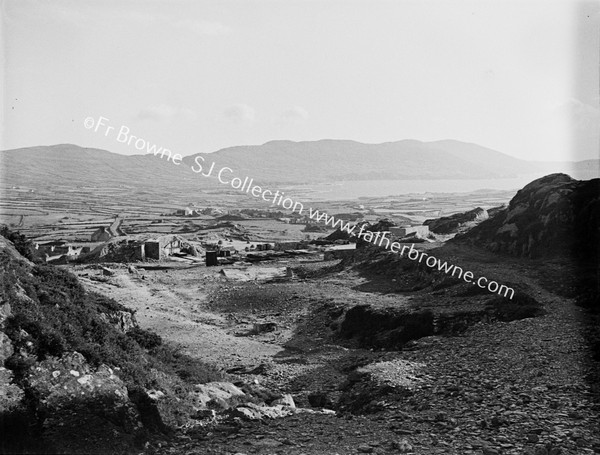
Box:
0;179;515;244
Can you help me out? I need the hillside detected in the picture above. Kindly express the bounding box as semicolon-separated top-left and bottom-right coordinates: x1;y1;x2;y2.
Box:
453;173;600;262
2;141;597;188
182;139;538;181
451;173;600;309
0;231;226;453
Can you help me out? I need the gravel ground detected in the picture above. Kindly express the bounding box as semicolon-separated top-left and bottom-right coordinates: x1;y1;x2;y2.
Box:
74;254;600;455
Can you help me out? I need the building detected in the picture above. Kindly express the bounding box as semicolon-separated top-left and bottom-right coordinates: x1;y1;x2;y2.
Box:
206;251;218;266
144;236;183;260
36;241;84;263
390;225;430;237
91;226;113;242
176;207;195;216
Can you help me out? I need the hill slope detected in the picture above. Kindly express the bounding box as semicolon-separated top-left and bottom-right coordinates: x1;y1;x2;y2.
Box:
3;140;595;187
453;173;600;261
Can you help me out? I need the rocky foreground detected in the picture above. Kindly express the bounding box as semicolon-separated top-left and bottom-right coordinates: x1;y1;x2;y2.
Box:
153;271;599;455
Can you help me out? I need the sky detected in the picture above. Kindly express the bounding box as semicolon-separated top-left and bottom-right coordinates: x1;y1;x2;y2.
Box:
1;0;598;162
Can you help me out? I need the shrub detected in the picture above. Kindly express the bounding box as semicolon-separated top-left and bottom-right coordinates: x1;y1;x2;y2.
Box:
0;226;36;261
126;327;162;349
150;344;224;384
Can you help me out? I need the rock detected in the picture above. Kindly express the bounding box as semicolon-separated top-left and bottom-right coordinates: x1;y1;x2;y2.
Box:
0;301;12;327
192;409;217;420
191;382;246;410
528;433;540;443
482;447;500;455
25;351;142;454
146;389;165;400
0;367;25;412
227;363;268;375
252;322;277;334
357;443;374;453
272;393;295;408
424;207;489;234
27;352;130;407
229;406;263;420
307;392;333;408
237;382;280;403
339;304;435;350
0;331;14;364
228;402;297;421
455;174;600;261
98;310;137;332
391;439;413;452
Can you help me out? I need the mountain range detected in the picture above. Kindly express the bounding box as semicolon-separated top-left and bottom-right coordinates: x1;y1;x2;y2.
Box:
1;140;598;188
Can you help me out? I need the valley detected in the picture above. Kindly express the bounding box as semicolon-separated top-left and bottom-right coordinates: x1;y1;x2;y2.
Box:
1;144;598;455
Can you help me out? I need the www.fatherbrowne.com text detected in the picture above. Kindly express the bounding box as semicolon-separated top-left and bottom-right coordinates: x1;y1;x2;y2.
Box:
84;115;515;300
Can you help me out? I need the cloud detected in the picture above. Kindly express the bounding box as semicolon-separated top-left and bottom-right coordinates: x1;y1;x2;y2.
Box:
174;19;232;36
278;106;309;126
137;104;196;122
221;104;256;124
280;106;309;121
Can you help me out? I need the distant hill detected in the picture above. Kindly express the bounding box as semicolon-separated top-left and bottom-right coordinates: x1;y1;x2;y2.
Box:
0;144;184;187
183;139;540;181
1;141;598;187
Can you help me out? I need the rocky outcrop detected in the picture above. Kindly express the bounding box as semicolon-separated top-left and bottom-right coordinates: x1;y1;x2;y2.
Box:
339;305;435;349
424;207;489;234
98;310;137;333
184;381;327;422
454;174;600;260
191;381;246;410
25;351;142;454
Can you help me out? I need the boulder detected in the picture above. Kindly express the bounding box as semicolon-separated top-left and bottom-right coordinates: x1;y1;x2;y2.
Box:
191;381;246;410
0;331;14;364
0;367;25;413
272;393;295;408
229;402;296;420
25;351;142;454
